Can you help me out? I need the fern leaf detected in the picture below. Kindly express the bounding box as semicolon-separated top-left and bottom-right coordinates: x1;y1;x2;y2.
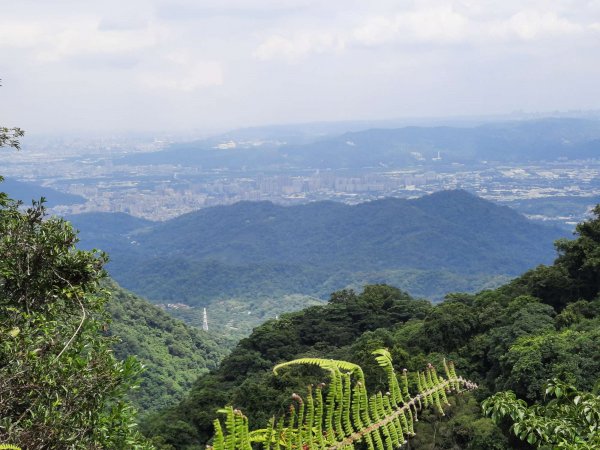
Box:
209;349;477;450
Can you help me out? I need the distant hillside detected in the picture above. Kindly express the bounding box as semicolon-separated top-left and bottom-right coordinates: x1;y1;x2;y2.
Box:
118;118;600;169
71;192;565;328
1;177;85;207
120;190;561;273
68;212;154;253
106;281;230;414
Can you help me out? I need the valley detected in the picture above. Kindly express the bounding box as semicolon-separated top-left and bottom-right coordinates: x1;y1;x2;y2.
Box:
63;190;566;340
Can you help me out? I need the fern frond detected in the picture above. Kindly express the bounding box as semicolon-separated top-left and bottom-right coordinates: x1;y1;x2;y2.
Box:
273;358;364;381
213;418;226;450
209;349;478;450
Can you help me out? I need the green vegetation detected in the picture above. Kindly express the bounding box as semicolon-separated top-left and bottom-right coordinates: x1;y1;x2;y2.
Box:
0;117;153;448
106;282;231;413
168;294;324;341
70;191;564;337
0;197;152;448
210;351;477;450
144;206;600;449
3;97;598;448
483;379;600;448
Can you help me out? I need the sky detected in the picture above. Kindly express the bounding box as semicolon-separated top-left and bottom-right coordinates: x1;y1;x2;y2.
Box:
1;0;600;134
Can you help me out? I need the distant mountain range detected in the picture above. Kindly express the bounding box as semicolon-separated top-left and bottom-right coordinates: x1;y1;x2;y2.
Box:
68;191;566;327
117;118;600;170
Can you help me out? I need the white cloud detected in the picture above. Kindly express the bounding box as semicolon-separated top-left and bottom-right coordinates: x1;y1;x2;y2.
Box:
254;32;345;62
490;10;583;41
2;0;600;133
353;7;469;46
139;59;223;91
0;22;45;48
254;5;598;62
254;7;470;62
36;20;166;63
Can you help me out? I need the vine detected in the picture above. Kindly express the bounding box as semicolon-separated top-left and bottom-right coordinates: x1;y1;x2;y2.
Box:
209;349;477;450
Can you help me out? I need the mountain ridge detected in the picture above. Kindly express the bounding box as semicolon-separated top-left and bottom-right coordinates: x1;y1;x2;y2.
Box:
117;118;600;169
69;191;566;315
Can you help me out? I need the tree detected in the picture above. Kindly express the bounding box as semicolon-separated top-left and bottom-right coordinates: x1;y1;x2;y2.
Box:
554;205;600;301
0;85;153;448
483;379;600;449
0;197;154;448
0;79;24;151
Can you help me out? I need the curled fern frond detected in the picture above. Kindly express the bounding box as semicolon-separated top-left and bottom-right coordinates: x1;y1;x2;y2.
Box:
273;358;365;383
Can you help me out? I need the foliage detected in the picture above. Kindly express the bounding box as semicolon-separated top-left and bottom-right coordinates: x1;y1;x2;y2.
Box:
146;204;600;449
106;281;230;413
482;379;600;448
141;286;432;447
210;351;477;450
505;205;600;311
70;190;563;314
167;294;324;342
0;127;24;151
0;196;153;449
0;79;24;151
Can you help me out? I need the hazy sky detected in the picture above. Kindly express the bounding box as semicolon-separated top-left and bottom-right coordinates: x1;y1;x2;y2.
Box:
2;0;600;134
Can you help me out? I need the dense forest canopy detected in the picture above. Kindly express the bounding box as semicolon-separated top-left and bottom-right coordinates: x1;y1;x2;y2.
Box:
143;206;600;450
69;191;564;334
106;281;230;414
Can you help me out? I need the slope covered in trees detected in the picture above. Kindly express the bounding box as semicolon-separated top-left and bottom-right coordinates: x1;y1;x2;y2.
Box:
106;281;230;413
70;191;564;320
0;173;230;447
143;206;600;450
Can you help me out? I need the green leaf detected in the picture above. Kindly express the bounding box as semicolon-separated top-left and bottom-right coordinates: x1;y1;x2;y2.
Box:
7;327;19;338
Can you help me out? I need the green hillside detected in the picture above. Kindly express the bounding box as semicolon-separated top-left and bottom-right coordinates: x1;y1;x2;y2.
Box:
142;205;600;450
106;281;231;414
70;191;564;320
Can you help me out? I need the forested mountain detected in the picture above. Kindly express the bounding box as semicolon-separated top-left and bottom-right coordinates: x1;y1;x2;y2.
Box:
118;118;600;170
70;191;564;321
143;206;600;450
105;281;230;413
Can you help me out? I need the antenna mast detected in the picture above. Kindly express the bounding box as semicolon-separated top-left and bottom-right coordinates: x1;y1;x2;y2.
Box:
202;307;209;331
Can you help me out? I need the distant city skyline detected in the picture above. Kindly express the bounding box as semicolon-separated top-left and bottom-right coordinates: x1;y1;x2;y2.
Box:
2;0;600;134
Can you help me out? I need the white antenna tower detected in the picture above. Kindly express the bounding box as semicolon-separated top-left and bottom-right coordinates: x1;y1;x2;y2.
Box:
202;307;209;331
